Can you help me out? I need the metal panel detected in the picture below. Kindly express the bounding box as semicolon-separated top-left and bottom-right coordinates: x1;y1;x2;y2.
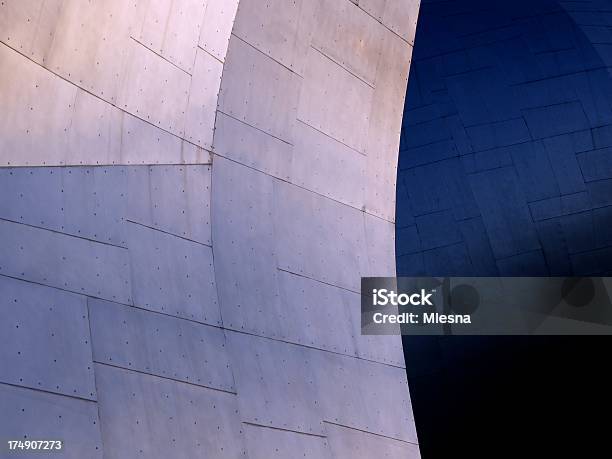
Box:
65;89;123;166
273;179;366;292
127;165;212;245
232;0;317;75
226;331;324;435
229;330;413;441
358;0;387;21
0;43;75;167
353;332;406;369
117;39;191;138
0;276;96;400
0;45;206;167
53;100;201;168
211;157;281;332
213;111;293;180
352;294;406;366
381;0;420;45
358;360;416;443
0;165;213;247
325;423;420;459
60;167;127;245
45;0;141;104
276;270;358;355
312;352;371;435
0;384;103;459
0;219;132;304
328;237;405;367
198;0;239;62
363;212;396;277
0;167;67;235
312;0;384;86
243;423;332;459
270;207;406;366
88;298;233;392
343;212;404;368
315;352;417;442
131;0;168;49
297;46;373;154
117;112;209;165
94;364;247;459
364;27;413;221
218;36;300;143
290;120;366;209
468;167;541;259
0;0;63;63
184;48;223;148
136;0;205;73
126;222;221;325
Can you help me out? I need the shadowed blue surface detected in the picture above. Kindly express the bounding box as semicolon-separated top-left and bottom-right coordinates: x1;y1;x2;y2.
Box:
398;0;612;456
397;0;612;278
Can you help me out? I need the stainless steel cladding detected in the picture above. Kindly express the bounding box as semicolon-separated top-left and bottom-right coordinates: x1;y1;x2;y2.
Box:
0;1;421;457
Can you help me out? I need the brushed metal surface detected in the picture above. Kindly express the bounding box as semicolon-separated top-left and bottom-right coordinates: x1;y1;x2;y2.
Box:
0;384;103;459
218;36;300;143
226;331;325;435
325;422;420;458
243;423;332;459
297;46;373;154
0;276;96;400
89;298;233;391
126;221;220;324
95;364;246;459
0;0;419;456
0;219;131;304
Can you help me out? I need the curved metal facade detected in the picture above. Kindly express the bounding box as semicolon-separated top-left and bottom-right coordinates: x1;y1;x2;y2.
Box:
0;1;420;457
397;0;612;456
